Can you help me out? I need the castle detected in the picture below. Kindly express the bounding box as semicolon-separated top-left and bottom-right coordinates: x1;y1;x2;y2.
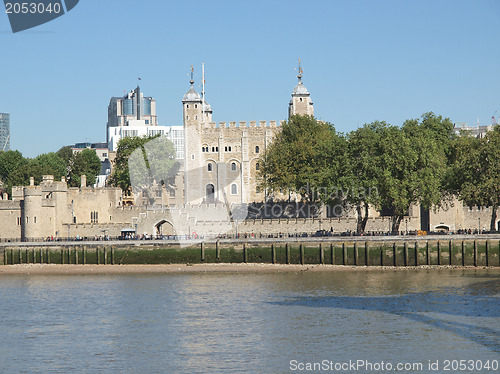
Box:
0;66;498;241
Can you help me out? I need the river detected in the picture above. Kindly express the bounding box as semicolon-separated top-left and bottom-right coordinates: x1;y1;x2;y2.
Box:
0;268;498;373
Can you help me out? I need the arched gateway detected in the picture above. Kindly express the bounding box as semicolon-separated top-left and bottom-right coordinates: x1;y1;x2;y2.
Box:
155;220;174;236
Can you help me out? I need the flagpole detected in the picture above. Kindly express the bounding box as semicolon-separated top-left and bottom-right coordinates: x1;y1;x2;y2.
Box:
202;63;205;122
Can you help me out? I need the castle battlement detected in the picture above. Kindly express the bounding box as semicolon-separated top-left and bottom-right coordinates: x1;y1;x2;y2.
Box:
209;120;284;129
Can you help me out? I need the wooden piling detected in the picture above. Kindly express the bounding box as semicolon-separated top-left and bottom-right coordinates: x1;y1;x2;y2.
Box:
39;248;43;264
60;248;64;264
449;240;452;266
330;243;335;265
319;243;324;265
380;247;384;266
437;241;441;266
111;247;114;265
285;243;290;264
426;241;430;265
3;248;6;265
75;248;78;265
96;247;100;265
83;246;87;265
216;241;220;262
365;242;369;266
18;249;22;264
342;242;347;265
403;242;408;267
200;242;205;262
67;248;71;264
299;244;304;265
393;242;397;267
414;242;418;266
104;247;108;265
46;249;50;264
353;242;358;266
485;240;489;267
271;244;276;264
461;240;465;266
243;243;247;263
25;249;28;264
473;240;477;267
10;249;14;265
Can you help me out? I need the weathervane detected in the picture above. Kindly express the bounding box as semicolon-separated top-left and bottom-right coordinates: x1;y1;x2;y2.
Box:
189;65;194;85
296;58;303;83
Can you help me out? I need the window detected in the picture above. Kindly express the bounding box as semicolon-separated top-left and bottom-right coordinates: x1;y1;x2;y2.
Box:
170;189;175;197
195;104;198;109
186;104;189;109
207;163;213;172
91;211;99;224
256;162;260;170
255;146;260;153
212;147;215;152
231;162;237;171
231;184;238;195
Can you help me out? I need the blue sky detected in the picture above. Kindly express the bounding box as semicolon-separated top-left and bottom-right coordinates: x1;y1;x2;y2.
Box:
1;0;499;157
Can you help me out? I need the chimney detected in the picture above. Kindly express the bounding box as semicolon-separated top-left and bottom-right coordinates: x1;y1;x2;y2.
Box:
81;174;86;188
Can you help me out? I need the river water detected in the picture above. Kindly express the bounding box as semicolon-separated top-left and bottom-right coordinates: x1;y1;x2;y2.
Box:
0;268;498;373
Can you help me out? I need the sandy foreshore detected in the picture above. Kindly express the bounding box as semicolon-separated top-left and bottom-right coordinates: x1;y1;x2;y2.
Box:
0;263;496;275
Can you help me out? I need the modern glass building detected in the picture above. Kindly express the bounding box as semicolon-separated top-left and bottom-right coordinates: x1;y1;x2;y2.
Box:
0;113;10;151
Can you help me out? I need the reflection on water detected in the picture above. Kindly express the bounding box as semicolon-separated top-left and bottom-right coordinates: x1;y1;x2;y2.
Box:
0;269;498;373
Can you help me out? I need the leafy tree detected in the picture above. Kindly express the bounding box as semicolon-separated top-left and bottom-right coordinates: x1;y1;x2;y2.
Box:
56;146;73;165
68;148;101;187
452;126;500;231
259;115;346;210
0;150;29;196
344;122;386;234
376;117;450;233
109;135;179;195
29;152;67;183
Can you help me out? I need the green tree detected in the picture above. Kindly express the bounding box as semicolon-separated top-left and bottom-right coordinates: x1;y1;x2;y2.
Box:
0;150;29;196
68;148;101;187
376;116;450;233
259;115;346;208
56;146;73;165
29;152;67;183
344;122;385;234
109;135;179;195
452;126;500;231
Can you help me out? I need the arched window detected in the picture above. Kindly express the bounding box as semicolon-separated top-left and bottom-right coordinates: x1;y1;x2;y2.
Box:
207;163;213;172
255;146;260;153
231;162;237;171
231;184;238;195
255;162;260;170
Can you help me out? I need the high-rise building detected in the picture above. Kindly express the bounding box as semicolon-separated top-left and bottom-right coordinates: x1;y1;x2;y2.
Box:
106;86;184;157
0;113;10;151
106;86;158;145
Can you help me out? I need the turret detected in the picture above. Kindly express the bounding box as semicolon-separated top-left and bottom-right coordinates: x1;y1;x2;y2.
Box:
288;59;314;118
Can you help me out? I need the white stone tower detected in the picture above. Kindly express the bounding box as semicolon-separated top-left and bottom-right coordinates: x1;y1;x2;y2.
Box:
182;66;204;204
288;59;314;118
